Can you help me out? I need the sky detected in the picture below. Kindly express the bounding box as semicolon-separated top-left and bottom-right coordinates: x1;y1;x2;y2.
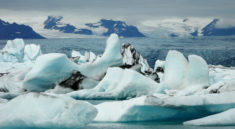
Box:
0;0;235;34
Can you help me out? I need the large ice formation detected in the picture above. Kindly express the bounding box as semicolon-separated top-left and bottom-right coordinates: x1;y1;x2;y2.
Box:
157;50;209;93
23;53;80;92
161;50;188;90
1;39;25;62
0;93;97;129
95;91;235;122
69;67;158;100
78;33;122;80
0;39;42;62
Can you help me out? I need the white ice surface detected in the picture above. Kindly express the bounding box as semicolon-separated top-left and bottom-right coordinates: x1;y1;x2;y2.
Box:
78;33;122;80
1;39;25;62
0;62;33;93
159;50;188;91
0;93;97;129
69;67;158;99
23;44;42;62
95;91;235;122
23;53;80;92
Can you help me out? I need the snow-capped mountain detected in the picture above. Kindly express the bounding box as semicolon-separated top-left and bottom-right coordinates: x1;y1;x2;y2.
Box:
0;19;45;40
44;16;92;35
201;19;235;36
43;16;145;37
85;19;145;37
143;18;235;37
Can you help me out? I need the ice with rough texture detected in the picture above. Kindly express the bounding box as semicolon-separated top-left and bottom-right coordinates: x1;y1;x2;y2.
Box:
154;60;165;72
184;108;235;126
69;67;158;100
95;92;235;122
0;62;33;94
0;93;97;129
121;43;152;74
78;33;122;80
1;39;25;62
23;44;42;61
23;53;80;92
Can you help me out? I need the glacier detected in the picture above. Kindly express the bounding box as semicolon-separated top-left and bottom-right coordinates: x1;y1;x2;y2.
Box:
0;93;97;129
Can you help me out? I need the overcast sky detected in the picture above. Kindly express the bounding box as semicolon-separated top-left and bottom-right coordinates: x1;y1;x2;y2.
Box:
0;0;235;28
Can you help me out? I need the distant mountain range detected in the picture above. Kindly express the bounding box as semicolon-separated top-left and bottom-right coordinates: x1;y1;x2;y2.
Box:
1;16;235;39
43;16;145;37
147;18;235;38
0;19;45;40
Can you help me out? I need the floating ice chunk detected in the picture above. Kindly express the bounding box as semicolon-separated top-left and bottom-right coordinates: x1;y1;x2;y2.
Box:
94;91;235;122
184;108;235;126
78;34;122;80
1;39;25;62
69;67;158;100
23;53;80;92
0;62;32;93
158;51;209;94
184;55;209;87
23;44;42;61
161;50;188;90
0;93;97;129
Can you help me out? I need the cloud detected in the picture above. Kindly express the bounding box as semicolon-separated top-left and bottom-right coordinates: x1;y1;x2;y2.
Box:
0;0;235;32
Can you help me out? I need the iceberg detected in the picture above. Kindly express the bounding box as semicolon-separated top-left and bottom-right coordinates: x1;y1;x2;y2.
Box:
0;39;42;63
23;53;80;92
157;51;209;94
184;108;235;126
78;33;122;80
0;62;32;94
1;39;25;62
69;67;158;100
23;44;42;62
95;92;235;122
160;50;188;90
184;55;209;88
0;93;97;129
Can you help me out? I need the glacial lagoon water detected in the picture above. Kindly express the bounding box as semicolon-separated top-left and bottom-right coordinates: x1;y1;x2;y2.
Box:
1;36;235;128
1;36;235;68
